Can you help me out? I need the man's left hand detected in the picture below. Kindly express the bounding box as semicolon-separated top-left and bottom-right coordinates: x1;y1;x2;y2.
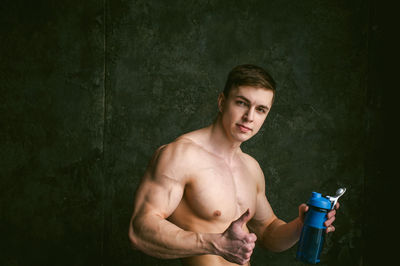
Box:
298;202;340;233
324;202;340;233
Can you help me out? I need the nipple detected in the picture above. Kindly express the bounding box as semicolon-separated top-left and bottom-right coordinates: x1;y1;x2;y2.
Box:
213;210;221;217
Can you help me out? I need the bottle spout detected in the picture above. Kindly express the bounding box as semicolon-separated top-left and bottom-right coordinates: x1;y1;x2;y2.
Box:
326;188;346;209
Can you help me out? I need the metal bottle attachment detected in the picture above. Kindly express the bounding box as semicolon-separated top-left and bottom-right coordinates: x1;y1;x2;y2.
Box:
326;187;346;209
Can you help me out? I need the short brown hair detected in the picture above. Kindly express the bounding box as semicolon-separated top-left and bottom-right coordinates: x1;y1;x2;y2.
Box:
223;64;276;98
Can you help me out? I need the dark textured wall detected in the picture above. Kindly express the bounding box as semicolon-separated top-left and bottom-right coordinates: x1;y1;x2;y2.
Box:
1;0;384;265
1;1;105;265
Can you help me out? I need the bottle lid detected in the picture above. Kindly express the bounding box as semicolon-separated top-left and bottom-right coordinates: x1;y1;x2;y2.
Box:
307;192;332;209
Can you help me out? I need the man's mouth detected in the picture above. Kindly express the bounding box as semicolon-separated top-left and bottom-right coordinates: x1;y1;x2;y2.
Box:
236;124;252;132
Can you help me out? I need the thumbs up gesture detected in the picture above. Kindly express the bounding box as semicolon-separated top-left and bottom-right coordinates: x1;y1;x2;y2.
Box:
214;209;257;265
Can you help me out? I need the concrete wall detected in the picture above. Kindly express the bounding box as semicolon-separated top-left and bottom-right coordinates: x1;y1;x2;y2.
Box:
1;0;385;265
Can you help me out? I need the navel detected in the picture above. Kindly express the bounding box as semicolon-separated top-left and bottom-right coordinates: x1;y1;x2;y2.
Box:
213;210;221;217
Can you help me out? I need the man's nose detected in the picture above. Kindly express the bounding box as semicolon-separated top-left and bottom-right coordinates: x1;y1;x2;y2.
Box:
243;108;254;122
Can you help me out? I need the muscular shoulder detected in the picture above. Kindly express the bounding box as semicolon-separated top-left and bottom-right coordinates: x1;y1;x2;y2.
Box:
239;152;265;188
240;152;262;172
163;136;204;161
146;137;202;182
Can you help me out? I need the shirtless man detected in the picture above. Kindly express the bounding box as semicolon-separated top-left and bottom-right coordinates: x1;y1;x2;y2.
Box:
128;64;339;265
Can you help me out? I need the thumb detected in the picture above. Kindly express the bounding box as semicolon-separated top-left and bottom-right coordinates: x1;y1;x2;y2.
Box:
299;204;308;222
233;209;251;228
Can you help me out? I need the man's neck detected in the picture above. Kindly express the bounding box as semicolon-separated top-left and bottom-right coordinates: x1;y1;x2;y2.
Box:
205;116;242;165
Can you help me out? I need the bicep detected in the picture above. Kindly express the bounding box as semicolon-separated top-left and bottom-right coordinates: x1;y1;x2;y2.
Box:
133;172;184;219
247;165;278;239
248;191;277;239
132;146;186;220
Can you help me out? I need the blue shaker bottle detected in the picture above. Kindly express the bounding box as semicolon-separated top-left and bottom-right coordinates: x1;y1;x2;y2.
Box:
296;192;332;264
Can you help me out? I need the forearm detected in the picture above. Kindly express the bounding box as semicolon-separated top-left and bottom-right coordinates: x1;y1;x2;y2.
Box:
261;217;303;252
129;214;216;259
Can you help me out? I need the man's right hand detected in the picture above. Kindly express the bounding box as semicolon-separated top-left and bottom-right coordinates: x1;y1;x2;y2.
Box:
213;209;257;265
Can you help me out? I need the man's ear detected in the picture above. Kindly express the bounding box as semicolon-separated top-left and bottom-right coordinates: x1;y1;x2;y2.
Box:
217;93;225;112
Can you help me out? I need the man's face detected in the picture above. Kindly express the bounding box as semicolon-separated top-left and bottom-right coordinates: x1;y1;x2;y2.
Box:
218;86;274;143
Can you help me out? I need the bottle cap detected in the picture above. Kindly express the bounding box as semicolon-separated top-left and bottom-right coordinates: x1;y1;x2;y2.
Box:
307;192;332;210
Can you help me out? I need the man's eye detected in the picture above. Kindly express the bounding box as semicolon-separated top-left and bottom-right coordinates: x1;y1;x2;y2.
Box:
257;108;266;113
237;101;246;106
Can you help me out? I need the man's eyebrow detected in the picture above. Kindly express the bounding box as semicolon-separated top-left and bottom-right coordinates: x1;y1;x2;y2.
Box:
236;95;269;110
236;95;250;103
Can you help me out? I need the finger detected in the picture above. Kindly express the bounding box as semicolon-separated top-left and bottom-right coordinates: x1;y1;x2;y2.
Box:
247;242;255;250
244;250;253;259
241;252;253;264
324;216;335;227
244;233;257;243
240;258;251;266
326;209;336;219
326;225;335;233
242;242;255;252
298;204;308;221
299;203;308;213
246;241;256;250
233;209;251;227
335;202;340;210
235;255;248;266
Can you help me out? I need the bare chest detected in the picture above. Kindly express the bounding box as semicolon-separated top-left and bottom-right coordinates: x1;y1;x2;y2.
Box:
182;159;257;224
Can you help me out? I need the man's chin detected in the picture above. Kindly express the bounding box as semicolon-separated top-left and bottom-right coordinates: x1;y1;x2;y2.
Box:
233;133;254;143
